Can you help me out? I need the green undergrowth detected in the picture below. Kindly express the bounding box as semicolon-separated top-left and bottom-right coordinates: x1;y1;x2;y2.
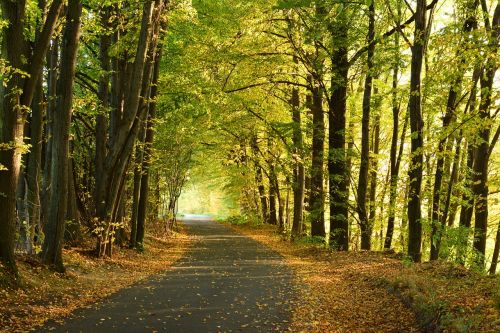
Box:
219;214;263;227
379;264;500;332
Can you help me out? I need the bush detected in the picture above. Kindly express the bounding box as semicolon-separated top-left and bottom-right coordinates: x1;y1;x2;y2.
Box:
222;214;261;226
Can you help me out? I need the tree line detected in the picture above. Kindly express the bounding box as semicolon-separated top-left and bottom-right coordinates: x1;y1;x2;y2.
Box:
0;0;175;283
179;0;500;273
0;0;499;286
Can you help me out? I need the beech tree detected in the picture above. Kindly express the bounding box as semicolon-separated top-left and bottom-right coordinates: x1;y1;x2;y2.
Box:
0;0;499;287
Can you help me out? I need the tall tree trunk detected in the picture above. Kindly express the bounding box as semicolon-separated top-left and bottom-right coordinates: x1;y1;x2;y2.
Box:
267;141;281;227
0;0;62;279
267;143;279;226
0;0;28;279
26;79;45;254
129;131;146;248
309;81;325;237
385;27;403;250
41;0;82;272
64;154;81;242
329;19;349;251
472;3;499;267
291;84;304;238
136;47;162;248
255;164;269;223
357;0;375;250
407;0;427;263
95;6;111;216
430;0;479;260
268;177;278;226
42;37;59;227
443;137;461;227
368;100;380;239
459;67;481;230
96;0;158;223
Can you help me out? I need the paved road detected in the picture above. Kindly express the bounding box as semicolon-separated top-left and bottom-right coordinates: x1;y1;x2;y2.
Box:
37;218;295;332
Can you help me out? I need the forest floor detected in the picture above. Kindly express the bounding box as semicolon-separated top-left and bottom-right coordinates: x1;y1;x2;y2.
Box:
0;229;190;332
223;221;500;333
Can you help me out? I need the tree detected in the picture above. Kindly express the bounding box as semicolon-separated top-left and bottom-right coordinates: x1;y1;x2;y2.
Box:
407;0;427;263
328;9;350;251
357;0;376;250
0;0;63;279
42;0;83;272
472;2;500;267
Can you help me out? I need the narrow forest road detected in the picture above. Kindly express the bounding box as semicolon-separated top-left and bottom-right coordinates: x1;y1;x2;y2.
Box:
37;217;295;333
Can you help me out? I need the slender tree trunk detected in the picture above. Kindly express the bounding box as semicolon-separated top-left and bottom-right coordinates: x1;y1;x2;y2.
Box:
490;220;500;274
269;182;278;225
443;137;461;227
0;0;62;279
329;20;349;251
64;155;81;242
95;6;111;216
26;80;44;254
42;37;59;226
459;67;481;230
291;84;304;238
255;164;269;223
41;0;82;272
357;1;375;250
268;155;278;226
268;146;281;228
430;0;479;260
385;30;403;250
129;132;146;248
407;0;427;262
368;102;380;237
136;47;162;247
472;3;499;267
96;0;157;223
309;82;325;237
0;0;28;279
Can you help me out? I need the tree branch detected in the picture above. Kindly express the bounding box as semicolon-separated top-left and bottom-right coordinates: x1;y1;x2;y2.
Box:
348;0;439;66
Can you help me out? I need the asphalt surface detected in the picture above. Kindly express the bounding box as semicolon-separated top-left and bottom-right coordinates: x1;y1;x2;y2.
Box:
36;218;295;332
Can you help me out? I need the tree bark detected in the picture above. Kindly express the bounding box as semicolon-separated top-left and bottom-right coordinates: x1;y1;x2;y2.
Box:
129;129;146;248
95;6;111;216
0;0;62;278
407;0;427;262
136;47;163;248
291;84;304;239
430;0;479;260
472;3;499;267
385;27;403;250
96;0;157;223
41;0;82;272
357;0;375;250
309;82;325;237
26;79;44;254
329;19;349;251
368;98;380;239
42;37;59;227
256;165;269;223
